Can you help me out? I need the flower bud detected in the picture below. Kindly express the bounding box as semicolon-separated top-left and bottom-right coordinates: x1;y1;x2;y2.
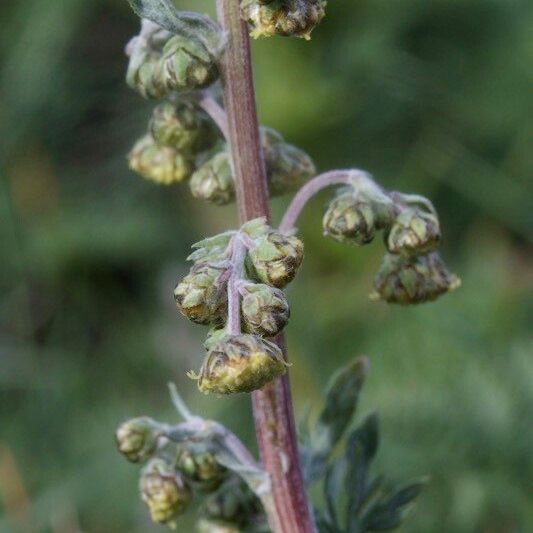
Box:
162;36;218;92
323;193;377;245
176;448;227;492
197;519;242;533
242;0;326;40
139;459;192;528
202;479;258;523
194;334;287;394
128;134;193;184
126;48;168;100
150;101;217;154
241;283;290;337
174;262;228;325
116;417;159;463
247;231;304;288
190;153;235;205
266;142;316;196
386;208;441;256
371;252;461;305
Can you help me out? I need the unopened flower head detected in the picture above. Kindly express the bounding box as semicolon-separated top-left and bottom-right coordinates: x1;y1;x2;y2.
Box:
174;262;228;325
128;134;193;184
242;0;326;40
127;47;168;100
323;193;377;245
371;252;461;305
190;153;236;205
176;448;227;492
139;459;192;528
247;231;304;288
266;142;316;196
162;35;218;92
150;101;217;154
194;334;287;394
116;416;159;463
241;283;290;337
386;207;441;256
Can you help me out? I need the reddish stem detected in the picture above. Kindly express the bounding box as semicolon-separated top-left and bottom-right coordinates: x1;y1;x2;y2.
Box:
216;1;316;531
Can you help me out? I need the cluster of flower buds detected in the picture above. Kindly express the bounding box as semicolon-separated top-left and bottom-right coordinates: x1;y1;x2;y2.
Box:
127;22;219;99
241;0;327;40
116;413;240;529
322;181;459;304
128;98;219;185
190;127;316;205
174;219;303;394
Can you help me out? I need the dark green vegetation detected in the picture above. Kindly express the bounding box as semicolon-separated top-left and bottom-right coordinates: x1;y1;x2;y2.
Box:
1;0;531;531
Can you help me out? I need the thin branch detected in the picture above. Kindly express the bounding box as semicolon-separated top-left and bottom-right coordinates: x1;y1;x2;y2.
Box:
226;235;247;335
198;93;229;140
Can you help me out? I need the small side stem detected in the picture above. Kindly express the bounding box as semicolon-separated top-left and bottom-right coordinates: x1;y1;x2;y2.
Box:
279;170;369;233
198;93;229;140
227;235;246;335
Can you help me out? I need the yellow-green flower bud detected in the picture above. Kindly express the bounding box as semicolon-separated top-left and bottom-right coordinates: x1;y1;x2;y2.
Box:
126;48;168;100
371;252;461;305
247;232;304;288
242;0;326;40
386;208;441;256
150;101;217;154
176;448;227;492
266;142;316;196
162;35;218;92
116;417;159;463
241;283;290;337
190;153;235;205
128;134;193;184
197;519;242;533
195;334;287;394
139;459;192;528
323;193;376;245
174;262;228;325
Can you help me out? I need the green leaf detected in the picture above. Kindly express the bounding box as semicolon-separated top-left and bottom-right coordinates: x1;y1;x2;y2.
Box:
360;479;426;532
324;457;346;529
126;0;220;48
345;414;380;530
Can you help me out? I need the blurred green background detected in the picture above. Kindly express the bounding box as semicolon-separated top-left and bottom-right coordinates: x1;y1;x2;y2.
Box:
1;0;532;531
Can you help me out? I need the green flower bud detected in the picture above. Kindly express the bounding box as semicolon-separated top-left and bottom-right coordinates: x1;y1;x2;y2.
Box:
176;448;228;492
371;252;461;305
323;193;376;245
174;262;228;325
150;101;217;154
115;417;159;463
241;283;290;337
266;142;316;196
162;35;218;92
190;153;235;205
242;0;326;40
386;208;441;256
128;134;193;185
247;232;304;288
202;479;258;524
139;459;192;528
194;334;287;394
126;48;168;100
197;519;242;533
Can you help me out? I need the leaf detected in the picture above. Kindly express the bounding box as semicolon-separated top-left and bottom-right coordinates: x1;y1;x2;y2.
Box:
323;457;346;529
359;479;426;532
126;0;220;47
345;414;380;530
312;356;369;457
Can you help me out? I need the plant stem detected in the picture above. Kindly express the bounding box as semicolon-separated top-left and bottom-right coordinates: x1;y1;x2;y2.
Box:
216;1;316;531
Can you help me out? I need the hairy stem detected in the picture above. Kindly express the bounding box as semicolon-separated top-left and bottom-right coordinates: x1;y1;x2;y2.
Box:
279;169;372;233
216;1;316;531
227;236;246;335
198;93;229;139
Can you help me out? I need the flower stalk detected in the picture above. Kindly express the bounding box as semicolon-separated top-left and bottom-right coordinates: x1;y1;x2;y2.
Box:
216;1;316;531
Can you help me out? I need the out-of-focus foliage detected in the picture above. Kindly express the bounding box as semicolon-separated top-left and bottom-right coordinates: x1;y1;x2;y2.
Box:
0;0;531;531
